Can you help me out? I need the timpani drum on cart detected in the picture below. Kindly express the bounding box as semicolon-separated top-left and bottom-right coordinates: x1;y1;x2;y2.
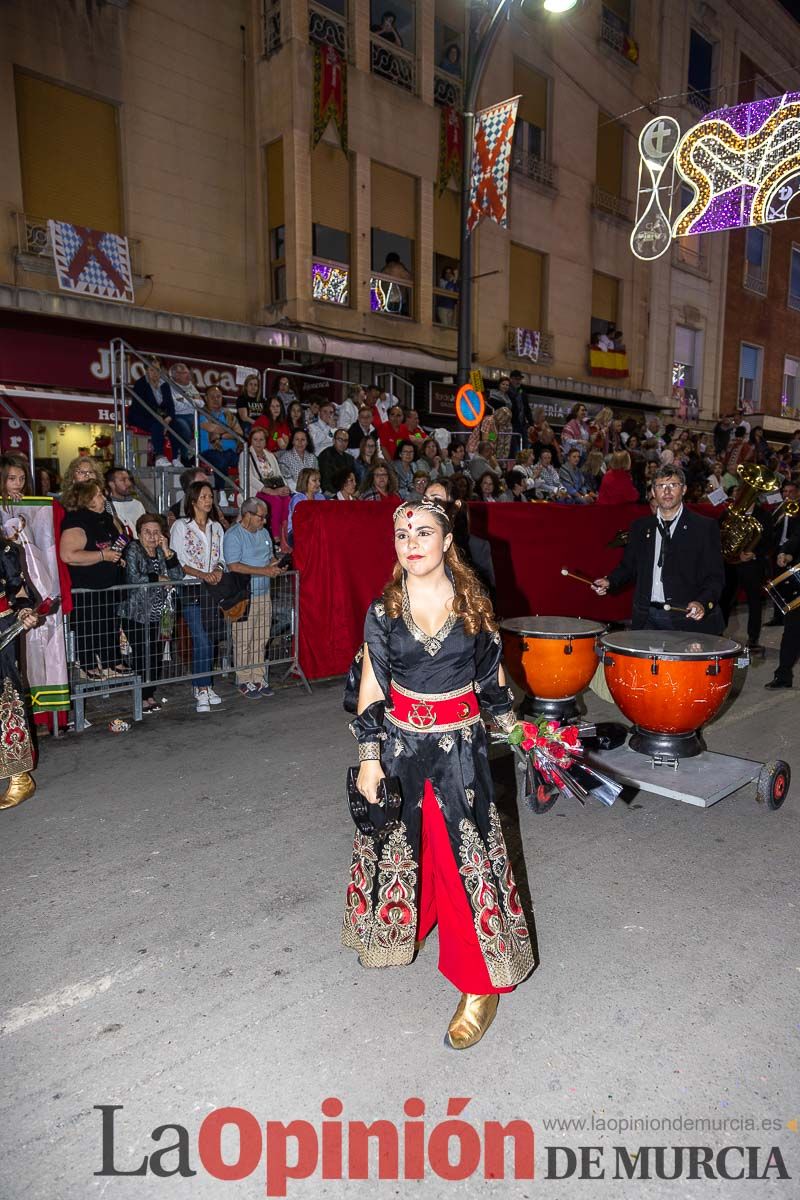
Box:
500;616;606;721
584;629;791;811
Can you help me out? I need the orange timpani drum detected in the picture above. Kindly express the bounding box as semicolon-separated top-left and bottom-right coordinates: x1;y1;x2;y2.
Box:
500;616;606;720
599;630;744;758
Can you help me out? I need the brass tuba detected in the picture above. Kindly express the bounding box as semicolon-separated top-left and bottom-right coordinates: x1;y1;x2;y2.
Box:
720;462;779;562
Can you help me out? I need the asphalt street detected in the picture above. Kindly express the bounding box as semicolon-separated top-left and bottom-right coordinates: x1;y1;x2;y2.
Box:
1;613;798;1200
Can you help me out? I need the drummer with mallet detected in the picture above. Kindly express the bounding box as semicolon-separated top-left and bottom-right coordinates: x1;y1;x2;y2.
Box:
591;465;725;633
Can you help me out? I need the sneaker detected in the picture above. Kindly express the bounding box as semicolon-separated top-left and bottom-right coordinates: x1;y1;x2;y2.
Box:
195;688;211;712
238;683;262;700
206;686;223;706
258;683;275;697
154;456;172;467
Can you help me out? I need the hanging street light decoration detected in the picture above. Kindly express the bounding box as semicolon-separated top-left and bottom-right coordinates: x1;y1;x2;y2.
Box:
632;91;800;261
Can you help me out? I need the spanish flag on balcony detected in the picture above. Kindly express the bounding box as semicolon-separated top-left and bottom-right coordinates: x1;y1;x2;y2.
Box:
589;348;629;378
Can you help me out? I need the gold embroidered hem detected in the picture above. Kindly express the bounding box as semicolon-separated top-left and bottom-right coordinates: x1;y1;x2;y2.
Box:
0;679;33;780
341;824;418;968
458;807;536;989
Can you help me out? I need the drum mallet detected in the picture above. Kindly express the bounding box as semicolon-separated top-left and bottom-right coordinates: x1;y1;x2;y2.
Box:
560;568;596;587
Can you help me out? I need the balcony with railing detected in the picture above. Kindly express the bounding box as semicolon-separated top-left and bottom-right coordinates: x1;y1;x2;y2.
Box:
370;272;413;317
506;327;554;366
591;185;633;222
511;148;558;190
13;212;143;278
599;5;638;64
370;36;416;93
309;1;348;56
263;0;282;57
743;267;768;296
433;68;461;109
687;87;712;115
432;286;459;328
312;258;350;305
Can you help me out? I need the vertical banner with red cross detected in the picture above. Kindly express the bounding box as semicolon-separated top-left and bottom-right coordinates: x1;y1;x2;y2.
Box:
436;105;463;196
466;96;520;235
312;42;348;154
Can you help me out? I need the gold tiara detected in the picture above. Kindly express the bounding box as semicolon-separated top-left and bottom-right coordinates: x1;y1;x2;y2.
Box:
392;498;451;526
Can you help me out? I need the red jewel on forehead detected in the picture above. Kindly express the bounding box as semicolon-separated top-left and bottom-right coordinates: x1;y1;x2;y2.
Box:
406;510;413;517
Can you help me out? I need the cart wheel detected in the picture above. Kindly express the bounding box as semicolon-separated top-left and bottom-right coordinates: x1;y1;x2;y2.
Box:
756;760;790;810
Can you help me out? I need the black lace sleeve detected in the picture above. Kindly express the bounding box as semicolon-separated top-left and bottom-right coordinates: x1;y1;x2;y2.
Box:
346;600;392;745
474;625;516;726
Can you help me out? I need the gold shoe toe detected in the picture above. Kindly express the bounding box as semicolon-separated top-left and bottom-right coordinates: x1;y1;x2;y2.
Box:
0;772;36;810
445;992;499;1050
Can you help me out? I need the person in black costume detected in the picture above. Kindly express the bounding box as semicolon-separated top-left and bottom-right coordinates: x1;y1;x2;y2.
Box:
765;530;800;689
592;465;725;633
0;536;41;809
343;497;533;1050
719;502;772;650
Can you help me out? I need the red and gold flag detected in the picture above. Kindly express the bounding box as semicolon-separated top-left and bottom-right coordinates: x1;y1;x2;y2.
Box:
436;105;462;196
313;43;347;154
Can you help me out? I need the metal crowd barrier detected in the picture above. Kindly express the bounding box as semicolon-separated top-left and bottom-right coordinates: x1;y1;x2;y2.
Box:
64;572;310;732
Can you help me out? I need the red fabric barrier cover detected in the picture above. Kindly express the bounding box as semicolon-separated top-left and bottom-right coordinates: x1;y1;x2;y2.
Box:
292;500;663;679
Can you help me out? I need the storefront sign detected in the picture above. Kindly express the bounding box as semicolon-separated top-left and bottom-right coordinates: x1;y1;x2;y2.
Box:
428;381;458;418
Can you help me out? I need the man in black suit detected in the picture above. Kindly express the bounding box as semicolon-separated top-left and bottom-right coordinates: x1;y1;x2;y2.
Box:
592;465;725;633
765;530;800;689
765;482;800;627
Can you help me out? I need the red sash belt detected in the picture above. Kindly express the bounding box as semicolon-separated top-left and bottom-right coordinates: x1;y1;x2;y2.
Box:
387;681;480;733
0;598;11;615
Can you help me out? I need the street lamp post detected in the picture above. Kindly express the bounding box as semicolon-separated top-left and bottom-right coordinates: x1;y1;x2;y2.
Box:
456;0;578;386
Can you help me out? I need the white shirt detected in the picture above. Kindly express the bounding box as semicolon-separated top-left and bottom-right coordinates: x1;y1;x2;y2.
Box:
170;380;203;416
170;517;225;577
309;421;336;455
651;504;683;603
110;497;145;539
336;399;359;429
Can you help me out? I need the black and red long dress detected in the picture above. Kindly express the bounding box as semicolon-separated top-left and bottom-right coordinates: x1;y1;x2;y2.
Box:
0;539;35;781
342;581;535;993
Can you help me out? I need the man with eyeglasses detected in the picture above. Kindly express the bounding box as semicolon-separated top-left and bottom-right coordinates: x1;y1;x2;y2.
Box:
223;499;287;699
317;429;352;495
592;465;725;632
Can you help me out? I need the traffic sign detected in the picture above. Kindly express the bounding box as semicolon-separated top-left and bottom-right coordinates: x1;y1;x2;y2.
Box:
455;384;485;428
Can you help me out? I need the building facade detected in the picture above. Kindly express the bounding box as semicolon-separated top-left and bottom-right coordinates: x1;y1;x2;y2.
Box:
2;0;800;472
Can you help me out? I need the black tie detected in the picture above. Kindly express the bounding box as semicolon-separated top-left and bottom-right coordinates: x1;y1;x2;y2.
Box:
657;518;674;569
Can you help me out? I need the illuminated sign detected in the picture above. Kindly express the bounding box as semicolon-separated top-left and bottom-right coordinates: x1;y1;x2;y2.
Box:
631;92;800;260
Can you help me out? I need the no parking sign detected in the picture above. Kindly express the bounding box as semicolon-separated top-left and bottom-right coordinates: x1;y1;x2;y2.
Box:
455;384;485;428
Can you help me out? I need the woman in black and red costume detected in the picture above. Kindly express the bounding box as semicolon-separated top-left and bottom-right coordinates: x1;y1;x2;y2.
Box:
342;496;534;1049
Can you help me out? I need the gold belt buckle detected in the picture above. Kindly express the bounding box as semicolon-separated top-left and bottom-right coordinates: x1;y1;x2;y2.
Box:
409;700;436;729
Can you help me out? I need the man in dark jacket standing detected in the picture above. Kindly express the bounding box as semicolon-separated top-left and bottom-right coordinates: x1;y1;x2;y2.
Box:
127;358;176;466
765;530;800;689
507;370;532;448
593;465;725;633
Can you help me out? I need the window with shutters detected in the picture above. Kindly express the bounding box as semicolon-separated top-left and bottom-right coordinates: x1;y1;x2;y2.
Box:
688;30;715;114
508;244;545;331
370;0;416;94
266;139;286;302
433;186;460;326
371;162;416;317
311;140;351;305
743;226;769;294
789;245;800;311
739;342;763;410
593;113;631;219
590;272;619;341
511;62;556;189
14;70;123;245
782;355;800;409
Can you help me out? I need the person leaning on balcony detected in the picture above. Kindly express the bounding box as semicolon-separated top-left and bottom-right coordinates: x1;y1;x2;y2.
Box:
223;498;287;700
199;385;242;479
371;10;403;45
128;358;176;467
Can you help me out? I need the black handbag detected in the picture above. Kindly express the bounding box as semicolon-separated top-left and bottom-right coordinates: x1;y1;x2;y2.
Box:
346;767;402;840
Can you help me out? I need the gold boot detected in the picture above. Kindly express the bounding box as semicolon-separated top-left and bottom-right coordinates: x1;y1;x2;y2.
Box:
445;992;499;1050
0;772;36;810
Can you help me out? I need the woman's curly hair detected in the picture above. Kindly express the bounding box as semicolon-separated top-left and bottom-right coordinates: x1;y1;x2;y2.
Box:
382;498;496;636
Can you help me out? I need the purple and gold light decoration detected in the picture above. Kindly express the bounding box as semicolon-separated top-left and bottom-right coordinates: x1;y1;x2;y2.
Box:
631;92;800;260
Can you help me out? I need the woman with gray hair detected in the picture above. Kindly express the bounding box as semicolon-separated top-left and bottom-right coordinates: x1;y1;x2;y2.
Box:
222;498;287;699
